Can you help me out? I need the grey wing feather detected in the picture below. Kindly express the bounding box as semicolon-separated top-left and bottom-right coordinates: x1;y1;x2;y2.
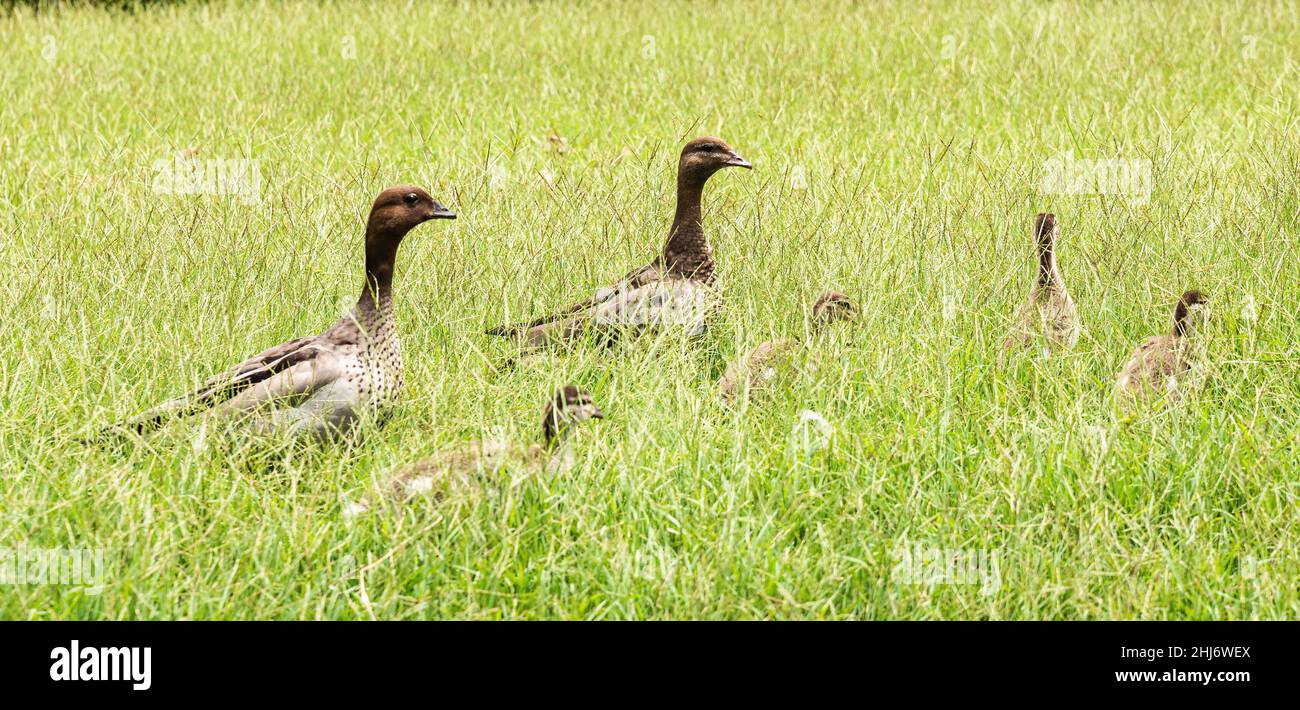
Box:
109;335;326;435
215;347;342;413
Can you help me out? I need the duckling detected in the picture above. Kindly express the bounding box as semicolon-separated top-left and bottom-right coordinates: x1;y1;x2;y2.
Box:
1003;213;1080;353
718;290;856;403
485;137;751;349
102;186;455;441
1116;290;1209;398
353;386;604;512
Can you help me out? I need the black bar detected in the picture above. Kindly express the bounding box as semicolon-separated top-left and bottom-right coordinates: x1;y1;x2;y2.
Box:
0;621;1287;697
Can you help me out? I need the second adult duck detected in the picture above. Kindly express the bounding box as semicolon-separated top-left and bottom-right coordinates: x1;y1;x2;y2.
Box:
486;137;752;348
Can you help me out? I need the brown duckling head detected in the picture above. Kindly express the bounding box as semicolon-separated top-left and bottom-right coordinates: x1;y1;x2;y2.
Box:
541;385;605;446
810;290;857;330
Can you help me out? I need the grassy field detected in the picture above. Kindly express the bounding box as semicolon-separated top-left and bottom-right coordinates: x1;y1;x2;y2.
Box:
2;0;1297;619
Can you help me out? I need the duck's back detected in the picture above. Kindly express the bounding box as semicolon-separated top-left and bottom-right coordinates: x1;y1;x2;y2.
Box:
719;338;799;402
1039;288;1080;347
1117;334;1182;394
592;275;717;337
1006;286;1079;350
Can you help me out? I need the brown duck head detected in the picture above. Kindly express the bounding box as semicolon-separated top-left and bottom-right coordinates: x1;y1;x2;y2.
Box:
363;185;455;289
677;136;752;187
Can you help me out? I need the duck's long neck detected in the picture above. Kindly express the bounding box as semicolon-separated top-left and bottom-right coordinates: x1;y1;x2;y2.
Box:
542;417;564;449
540;419;577;472
1035;238;1063;293
1173;306;1196;339
663;173;714;282
357;228;399;320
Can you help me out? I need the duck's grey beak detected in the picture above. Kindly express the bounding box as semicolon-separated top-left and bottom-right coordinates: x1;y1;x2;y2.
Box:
430;202;457;220
725;152;753;169
590;407;606;420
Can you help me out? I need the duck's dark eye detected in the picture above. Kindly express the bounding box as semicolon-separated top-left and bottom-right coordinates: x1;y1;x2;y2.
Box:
403;193;419;205
696;143;717;153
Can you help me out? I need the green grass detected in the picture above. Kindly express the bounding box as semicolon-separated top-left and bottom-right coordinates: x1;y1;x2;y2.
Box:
1;0;1297;619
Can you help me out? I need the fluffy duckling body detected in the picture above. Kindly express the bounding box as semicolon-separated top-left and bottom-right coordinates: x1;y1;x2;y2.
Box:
718;291;856;403
105;186;455;441
486;137;751;349
352;386;604;513
1116;290;1209;398
1004;213;1080;353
